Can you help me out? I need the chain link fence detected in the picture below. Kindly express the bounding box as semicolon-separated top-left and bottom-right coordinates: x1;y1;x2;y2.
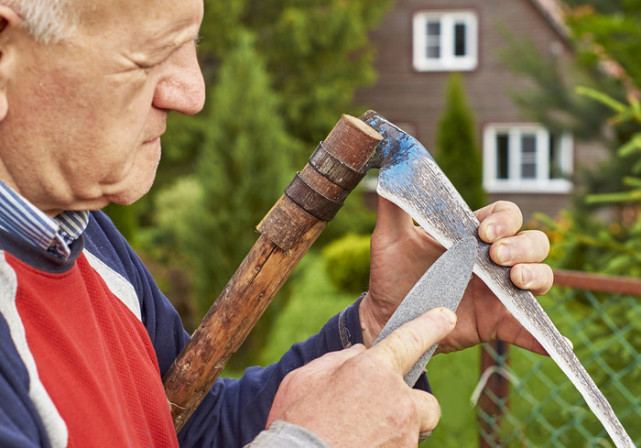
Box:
477;276;641;447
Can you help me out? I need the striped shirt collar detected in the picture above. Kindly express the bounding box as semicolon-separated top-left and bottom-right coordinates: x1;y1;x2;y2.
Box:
0;181;89;259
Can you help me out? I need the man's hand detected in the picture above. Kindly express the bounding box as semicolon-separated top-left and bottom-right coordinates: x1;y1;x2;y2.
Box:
266;308;457;448
360;197;553;354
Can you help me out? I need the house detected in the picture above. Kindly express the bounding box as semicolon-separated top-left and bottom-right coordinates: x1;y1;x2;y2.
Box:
354;0;608;220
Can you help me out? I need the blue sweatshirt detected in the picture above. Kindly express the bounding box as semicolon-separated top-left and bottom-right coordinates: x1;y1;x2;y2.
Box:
0;210;367;447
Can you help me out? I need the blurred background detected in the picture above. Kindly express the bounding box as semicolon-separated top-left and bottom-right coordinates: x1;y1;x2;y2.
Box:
108;1;641;446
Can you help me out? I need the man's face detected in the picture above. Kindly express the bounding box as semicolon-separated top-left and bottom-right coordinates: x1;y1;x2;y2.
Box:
0;0;205;215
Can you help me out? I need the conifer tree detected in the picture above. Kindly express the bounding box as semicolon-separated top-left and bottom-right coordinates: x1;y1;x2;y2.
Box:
434;73;487;210
156;30;296;309
151;31;298;364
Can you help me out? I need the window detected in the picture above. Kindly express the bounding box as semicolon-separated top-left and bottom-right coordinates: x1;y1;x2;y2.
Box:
483;124;573;193
413;11;478;71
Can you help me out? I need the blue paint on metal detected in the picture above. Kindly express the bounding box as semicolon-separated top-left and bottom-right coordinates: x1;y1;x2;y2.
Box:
364;115;434;171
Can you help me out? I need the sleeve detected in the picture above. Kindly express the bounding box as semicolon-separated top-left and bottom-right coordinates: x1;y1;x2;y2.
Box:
0;319;52;448
178;300;364;448
244;421;331;448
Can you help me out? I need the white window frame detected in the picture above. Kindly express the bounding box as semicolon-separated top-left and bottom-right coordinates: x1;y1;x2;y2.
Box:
483;123;573;194
413;10;478;72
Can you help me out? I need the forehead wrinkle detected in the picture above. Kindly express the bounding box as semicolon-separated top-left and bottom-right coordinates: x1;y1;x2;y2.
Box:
73;0;202;40
122;26;199;68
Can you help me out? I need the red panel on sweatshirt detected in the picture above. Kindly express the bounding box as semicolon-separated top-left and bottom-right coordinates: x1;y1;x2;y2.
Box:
8;253;178;447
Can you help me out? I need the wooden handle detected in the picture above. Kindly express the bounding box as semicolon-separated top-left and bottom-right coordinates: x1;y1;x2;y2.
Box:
163;114;382;432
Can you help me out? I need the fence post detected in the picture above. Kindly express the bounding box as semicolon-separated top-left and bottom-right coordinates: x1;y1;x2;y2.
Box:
478;340;510;448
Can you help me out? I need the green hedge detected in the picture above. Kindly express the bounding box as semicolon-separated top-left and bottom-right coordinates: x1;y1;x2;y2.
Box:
322;233;371;294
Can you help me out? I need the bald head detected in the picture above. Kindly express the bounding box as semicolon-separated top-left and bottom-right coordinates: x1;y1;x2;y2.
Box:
4;0;77;43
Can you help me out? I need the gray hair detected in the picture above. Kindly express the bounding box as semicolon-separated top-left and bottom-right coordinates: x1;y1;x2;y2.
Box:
5;0;75;44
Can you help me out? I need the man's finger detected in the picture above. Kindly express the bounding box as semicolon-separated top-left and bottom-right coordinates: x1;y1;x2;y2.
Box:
476;201;523;243
411;389;441;434
496;317;549;356
489;230;550;266
301;344;367;374
374;195;415;239
368;308;457;376
510;263;554;295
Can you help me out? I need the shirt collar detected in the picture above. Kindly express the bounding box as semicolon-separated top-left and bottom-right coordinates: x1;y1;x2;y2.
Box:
0;181;89;259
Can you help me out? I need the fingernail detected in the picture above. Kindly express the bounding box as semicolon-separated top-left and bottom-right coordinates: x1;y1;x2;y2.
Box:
437;307;457;327
520;266;533;286
485;223;498;241
496;243;511;263
564;336;574;350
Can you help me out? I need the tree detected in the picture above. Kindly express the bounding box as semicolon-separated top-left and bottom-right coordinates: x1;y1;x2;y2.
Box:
162;0;395;168
503;1;641;277
565;2;641;91
148;31;298;366
434;72;487;210
498;4;641;207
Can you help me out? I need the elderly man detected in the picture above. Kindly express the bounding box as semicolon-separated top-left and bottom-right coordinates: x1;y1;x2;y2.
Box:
0;0;553;447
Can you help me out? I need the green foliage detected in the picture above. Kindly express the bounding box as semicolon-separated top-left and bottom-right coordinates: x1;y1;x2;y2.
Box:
532;87;641;278
147;31;299;366
259;253;355;366
155;30;296;307
566;3;641;91
578;88;641;210
536;210;641;278
102;203;138;243
434;73;487;210
192;31;296;304
199;0;395;165
500;32;617;140
498;15;641;204
322;233;371;294
243;0;395;159
501;0;641;278
313;184;377;248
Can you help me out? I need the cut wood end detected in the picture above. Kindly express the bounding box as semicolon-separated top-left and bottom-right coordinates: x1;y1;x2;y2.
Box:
324;114;383;171
343;114;383;142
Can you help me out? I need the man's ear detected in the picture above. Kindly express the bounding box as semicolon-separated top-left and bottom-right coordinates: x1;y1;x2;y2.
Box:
0;5;23;122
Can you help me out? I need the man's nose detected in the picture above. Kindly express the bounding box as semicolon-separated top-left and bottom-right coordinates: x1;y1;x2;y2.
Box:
152;43;205;115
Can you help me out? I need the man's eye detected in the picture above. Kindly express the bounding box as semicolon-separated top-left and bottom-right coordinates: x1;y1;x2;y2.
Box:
136;61;156;71
136;58;167;71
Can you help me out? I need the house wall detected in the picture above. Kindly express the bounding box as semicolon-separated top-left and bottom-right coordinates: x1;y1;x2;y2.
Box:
354;0;609;220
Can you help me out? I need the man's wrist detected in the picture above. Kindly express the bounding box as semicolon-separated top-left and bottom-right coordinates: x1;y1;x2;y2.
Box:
358;292;387;347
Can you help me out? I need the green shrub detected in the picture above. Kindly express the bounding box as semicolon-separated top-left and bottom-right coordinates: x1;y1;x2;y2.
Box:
322;233;371;294
435;72;487;210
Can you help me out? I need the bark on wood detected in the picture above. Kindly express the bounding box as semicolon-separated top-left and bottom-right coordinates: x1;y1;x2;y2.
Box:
163;114;382;433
